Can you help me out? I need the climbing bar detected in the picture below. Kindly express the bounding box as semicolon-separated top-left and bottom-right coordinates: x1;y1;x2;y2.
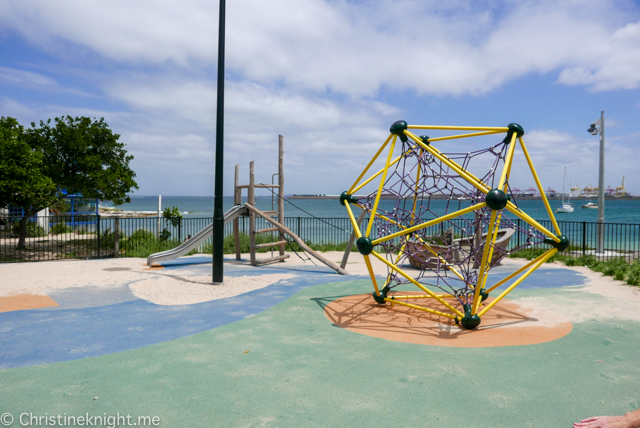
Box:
384;298;457;320
372;202;485;245
505;202;559;242
478;249;557;317
405;130;490;195
371;251;465;318
348;134;394;194
518;137;562;236
485;250;553;293
407;125;509;132
426;129;505;142
366;135;398;237
498;132;518;189
472;210;498;314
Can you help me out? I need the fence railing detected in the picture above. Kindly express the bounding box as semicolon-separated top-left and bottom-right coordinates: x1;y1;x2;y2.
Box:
1;215;639;263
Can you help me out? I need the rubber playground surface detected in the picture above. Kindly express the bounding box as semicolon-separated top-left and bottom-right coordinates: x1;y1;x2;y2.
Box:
1;254;640;427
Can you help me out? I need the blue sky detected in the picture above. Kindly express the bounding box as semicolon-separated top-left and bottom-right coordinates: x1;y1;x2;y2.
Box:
1;0;639;197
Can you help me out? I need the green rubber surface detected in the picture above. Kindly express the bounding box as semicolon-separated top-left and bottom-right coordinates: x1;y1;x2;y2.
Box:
1;279;639;427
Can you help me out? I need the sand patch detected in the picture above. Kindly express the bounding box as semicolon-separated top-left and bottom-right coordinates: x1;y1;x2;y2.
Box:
325;292;572;347
517;263;640;324
129;273;296;305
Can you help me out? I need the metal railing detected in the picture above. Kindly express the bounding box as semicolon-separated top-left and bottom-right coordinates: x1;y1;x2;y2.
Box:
1;215;639;263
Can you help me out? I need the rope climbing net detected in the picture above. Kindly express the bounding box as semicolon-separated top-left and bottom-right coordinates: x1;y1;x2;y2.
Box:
340;121;569;329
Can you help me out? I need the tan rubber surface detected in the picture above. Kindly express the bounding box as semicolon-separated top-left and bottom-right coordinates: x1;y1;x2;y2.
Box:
324;292;572;347
0;293;59;313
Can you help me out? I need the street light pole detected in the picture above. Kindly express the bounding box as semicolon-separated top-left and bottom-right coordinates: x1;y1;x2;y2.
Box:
596;111;605;255
212;0;226;284
588;111;606;255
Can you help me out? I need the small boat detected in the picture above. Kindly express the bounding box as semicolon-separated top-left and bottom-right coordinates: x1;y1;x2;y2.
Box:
556;203;574;213
581;202;598;209
556;167;574;213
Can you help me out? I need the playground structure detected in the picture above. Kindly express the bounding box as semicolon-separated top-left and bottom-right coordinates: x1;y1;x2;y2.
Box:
340;120;569;329
148;136;349;275
233;136;348;274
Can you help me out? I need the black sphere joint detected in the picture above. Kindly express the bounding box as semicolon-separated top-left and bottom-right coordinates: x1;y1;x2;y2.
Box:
356;237;374;255
390;120;408;143
340;191;358;206
460;304;481;330
503;123;525;144
485;189;508;210
373;291;386;304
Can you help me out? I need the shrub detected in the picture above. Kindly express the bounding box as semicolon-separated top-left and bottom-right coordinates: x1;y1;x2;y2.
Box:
124;229;156;251
50;222;73;234
11;221;47;237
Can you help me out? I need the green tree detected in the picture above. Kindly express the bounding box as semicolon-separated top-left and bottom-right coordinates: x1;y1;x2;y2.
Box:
161;206;183;241
27;116;138;205
0;117;57;249
1;116;139;249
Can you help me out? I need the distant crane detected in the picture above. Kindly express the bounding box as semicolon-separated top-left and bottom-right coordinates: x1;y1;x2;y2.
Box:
571;184;581;198
615;176;627;197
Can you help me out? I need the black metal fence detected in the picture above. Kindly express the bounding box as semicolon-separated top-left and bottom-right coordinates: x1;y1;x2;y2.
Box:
1;214;639;263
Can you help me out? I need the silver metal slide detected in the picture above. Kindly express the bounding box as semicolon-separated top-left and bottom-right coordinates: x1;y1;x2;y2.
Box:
146;205;248;266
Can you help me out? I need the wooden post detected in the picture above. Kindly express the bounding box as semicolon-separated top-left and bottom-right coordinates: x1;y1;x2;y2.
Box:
248;161;256;266
340;209;367;269
278;135;285;259
234;164;241;260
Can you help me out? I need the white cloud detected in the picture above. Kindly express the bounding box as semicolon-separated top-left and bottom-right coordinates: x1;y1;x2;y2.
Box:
1;0;638;96
1;0;639;196
557;22;640;91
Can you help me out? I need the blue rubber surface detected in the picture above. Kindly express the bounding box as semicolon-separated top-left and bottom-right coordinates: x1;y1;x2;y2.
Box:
0;257;585;369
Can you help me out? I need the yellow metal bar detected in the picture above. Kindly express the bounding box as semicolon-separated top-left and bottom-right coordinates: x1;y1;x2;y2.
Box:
391;294;457;299
350;156;399;195
344;202;363;239
372;202;485;245
408;125;509;132
518;137;562;236
355;202;466;282
426;130;505;142
498;132;518;189
383;298;457;320
350;143;422;195
346;201;381;296
478;249;557;317
363;255;381;296
503;140;515;192
471;210;498;314
371;251;465;318
475;211;505;311
366;135;397;237
505;202;559;242
348;134;393;194
404;130;490;195
485;250;553;293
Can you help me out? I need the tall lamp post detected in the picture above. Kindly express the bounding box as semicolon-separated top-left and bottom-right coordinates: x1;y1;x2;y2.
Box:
587;111;605;255
212;0;226;283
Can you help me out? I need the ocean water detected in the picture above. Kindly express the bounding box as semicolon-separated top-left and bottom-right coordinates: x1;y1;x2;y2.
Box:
110;195;640;224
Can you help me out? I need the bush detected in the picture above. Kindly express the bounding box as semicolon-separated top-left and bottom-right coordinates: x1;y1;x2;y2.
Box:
50;222;73;234
100;227;126;249
11;221;46;237
124;229;156;251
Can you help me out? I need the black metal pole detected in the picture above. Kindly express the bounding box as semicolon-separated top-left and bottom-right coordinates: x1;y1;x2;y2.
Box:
212;0;226;283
